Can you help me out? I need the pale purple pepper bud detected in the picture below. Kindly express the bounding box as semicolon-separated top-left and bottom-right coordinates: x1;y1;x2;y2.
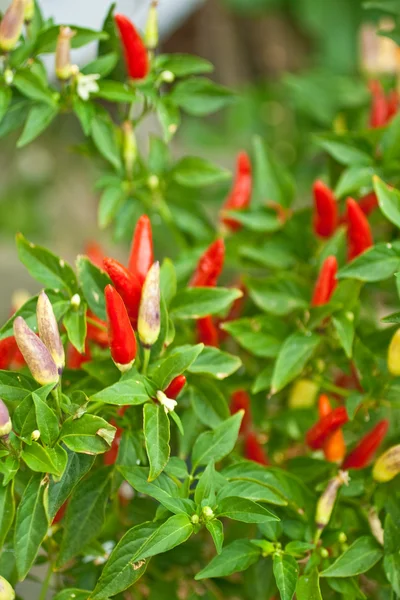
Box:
0;0;25;52
13;316;59;386
138;261;160;348
37;291;65;371
55;26;76;80
0;399;11;438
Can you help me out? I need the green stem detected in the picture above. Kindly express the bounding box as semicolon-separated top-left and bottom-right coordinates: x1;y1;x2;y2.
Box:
316;379;351;398
86;401;104;414
38;562;53;600
156;193;188;250
142;348;151;375
52;386;62;421
86;317;107;332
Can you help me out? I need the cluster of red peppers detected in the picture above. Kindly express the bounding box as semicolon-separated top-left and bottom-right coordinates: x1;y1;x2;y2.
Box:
230;390;269;465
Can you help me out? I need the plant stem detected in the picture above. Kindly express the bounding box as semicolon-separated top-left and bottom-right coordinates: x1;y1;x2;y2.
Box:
52;386;62;421
317;379;351;398
86;316;107;332
155;193;188;250
38;562;53;600
86;401;104;414
142;348;150;375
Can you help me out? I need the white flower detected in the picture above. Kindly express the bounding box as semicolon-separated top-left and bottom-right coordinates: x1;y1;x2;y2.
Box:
76;72;100;101
156;391;177;414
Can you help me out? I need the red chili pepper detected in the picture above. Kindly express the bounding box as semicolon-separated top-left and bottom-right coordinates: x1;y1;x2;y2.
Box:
0;337;18;369
346;197;373;261
313;180;338;238
103;422;123;466
358;191;379;217
196;316;219;347
52;501;68;525
114;14;149;80
369;80;389;128
85;241;104;269
164;375;187;399
190;239;225;288
318;395;346;463
230;390;252;435
221;151;252;231
104;257;142;327
386;89;399;120
311;255;338;307
342;419;389;470
306;406;349;450
128;215;154;286
217;281;246;342
86;310;108;348
105;285;137;372
244;431;269;465
67;341;91;369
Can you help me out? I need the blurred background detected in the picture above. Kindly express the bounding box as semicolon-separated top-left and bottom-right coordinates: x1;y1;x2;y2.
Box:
0;0;390;321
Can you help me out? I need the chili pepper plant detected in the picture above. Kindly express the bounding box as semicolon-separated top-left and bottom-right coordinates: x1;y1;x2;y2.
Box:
0;1;400;599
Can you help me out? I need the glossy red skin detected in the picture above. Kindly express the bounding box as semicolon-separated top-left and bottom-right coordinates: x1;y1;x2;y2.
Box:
190;239;225;288
67;342;91;369
85;241;104;269
346;197;373;261
318;394;346;463
164;375;187;400
52;501;67;524
311;255;338;307
196;316;219;347
128;215;154;286
105;285;137;366
114;14;149;80
104;257;142;327
369;80;389;128
313;180;338;238
386;89;399;120
306;406;349;450
103;422;123;466
230;390;252;435
86;310;108;348
221;151;252;231
358;192;378;217
342;420;389;470
244;431;269;465
0;336;18;369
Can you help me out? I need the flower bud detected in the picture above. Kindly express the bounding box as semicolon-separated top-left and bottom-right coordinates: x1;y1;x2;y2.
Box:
368;506;384;545
202;506;214;520
24;0;34;22
315;470;349;531
37;291;65;371
388;328;400;376
71;293;81;309
156;390;177;414
372;444;400;482
0;0;25;52
0;576;15;600
288;379;319;409
145;1;158;50
138;261;160;348
122;121;137;177
55;26;76;80
13;316;59;386
0;399;11;438
161;70;174;83
31;429;40;441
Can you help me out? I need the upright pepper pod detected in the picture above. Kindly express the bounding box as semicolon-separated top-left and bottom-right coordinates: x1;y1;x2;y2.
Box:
0;398;11;438
122;121;137;178
358;191;378;217
37;291;65;372
372;444;400;482
315;470;349;533
103;257;142;327
288;379;319;409
196;316;219;347
318;394;346;463
67;341;91;370
230;390;252;434
13;317;59;386
55;26;76;80
145;1;158;50
244;431;269;465
138;262;160;348
342;420;389;470
105;285;137;372
128;215;154;286
311;256;338;307
306;406;349;450
346;197;373;261
190;239;225;288
23;0;34;22
114;14;149;80
369;80;388;128
164;375;186;400
0;0;25;52
387;328;400;376
0;337;18;370
220;151;252;232
313;180;338;238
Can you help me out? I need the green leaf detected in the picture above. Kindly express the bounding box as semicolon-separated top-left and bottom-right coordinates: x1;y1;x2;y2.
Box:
240;239;295;269
327;577;366;599
53;590;91;600
17;102;58;147
0;482;15;548
374;176;400;229
222;315;288;358
192;411;243;469
144;403;170;481
195;539;261;579
35;25;108;53
63;303;87;353
188;346;241;379
195;461;217;505
296;568;322;600
57;468;112;566
321;536;383;578
93;80;136;103
335;166;374;198
91;114;122;171
273;553;299;600
59;414;116;454
170;77;235;116
252;364;274;394
90;370;150;405
247;277;308;316
17;233;77;294
0;370;36;401
0;85;12;123
216;496;278;523
171;287;242;319
314;137;373;166
332;311;355;358
206;519;224;555
190;380;230;428
383;515;400;595
32;392;59;446
76;255;110;320
217;479;287;506
160;258;177;306
151;344;204;389
155;53;214;76
252;135;294;208
338;242;400;282
156;99;180;142
14;474;49;580
271;332;321;393
22;443;67;477
13;70;56;105
73;96;95;135
0;98;29;139
98;185;125;229
81;52;118;77
225;209;282;232
172;156;230;187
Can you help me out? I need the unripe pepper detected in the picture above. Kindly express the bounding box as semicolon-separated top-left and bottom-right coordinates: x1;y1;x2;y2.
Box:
0;0;25;52
311;256;338;307
55;26;76;80
346;197;373;261
387;328;400;376
105;285;137;372
122;120;137;178
190;239;225;288
288;379;319;409
306;406;349;450
244;431;269;465
103;257;142;327
220;151;252;232
164;375;186;400
145;0;158;50
313;180;338;238
138;262;160;348
0;575;15;600
342;420;389;470
36;291;65;372
196;316;219;347
372;444;400;482
128;215;154;286
318;394;346;463
114;14;149;80
23;0;34;22
230;390;252;434
315;470;349;534
0;398;11;438
13;316;59;386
